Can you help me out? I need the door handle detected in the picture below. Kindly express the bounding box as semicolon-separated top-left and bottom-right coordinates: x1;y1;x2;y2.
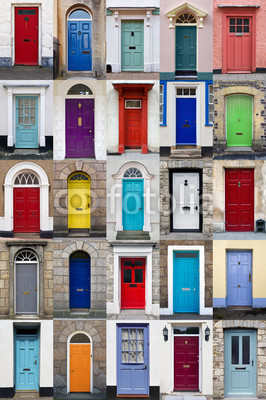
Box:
249;273;251;282
182;206;191;210
34;360;37;365
144;365;147;369
32;213;35;215
252;359;254;366
195;206;198;210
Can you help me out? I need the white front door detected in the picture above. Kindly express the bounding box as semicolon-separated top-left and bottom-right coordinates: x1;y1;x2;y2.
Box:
172;172;200;230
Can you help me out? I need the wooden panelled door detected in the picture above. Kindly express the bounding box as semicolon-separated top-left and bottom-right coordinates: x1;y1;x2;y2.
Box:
121;258;145;309
227;95;252;147
227;16;252;73
225;169;254;231
174;336;199;391
15;7;38;65
68;173;91;229
70;333;91;393
14;188;40;233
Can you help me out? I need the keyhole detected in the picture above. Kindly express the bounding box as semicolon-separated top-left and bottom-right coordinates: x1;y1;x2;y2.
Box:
184;179;188;186
131;31;134;37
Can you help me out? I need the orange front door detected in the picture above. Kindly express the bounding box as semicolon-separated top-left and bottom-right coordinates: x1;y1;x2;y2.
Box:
70;344;91;392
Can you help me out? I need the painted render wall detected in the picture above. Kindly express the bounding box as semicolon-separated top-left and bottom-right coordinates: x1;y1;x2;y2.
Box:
213;240;266;307
0;0;53;67
213;0;266;70
106;80;160;153
106;0;159;7
160;0;213;74
0;320;53;389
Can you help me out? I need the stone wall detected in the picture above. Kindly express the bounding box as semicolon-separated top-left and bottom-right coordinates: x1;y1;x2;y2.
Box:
54;319;106;396
213;320;266;399
160;240;213;309
53;160;106;236
160;158;213;237
53;238;107;318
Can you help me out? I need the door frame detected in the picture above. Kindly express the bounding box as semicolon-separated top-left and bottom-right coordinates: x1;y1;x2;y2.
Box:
175;23;198;74
66;7;92;72
226;250;253;307
69;253;91;309
170;169;202;232
172;82;201;146
226;94;253;146
12;5;41;67
67;331;93;394
222;9;257;74
171;326;201;392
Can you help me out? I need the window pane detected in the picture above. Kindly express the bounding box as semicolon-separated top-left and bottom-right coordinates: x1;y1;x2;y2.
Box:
230;26;235;33
184;89;189;96
122;329;128;339
237;25;242;33
129;352;137;362
244;26;249;33
123;269;132;283
123;260;132;267
122;351;128;362
237;18;242;25
137;329;144;340
230;18;235;25
177;88;183;96
232;336;239;365
190;88;196;95
137;351;144;362
135;269;143;283
135;259;144;266
242;336;250;365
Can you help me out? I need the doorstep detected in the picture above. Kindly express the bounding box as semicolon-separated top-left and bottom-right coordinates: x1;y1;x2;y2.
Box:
54;394;105;400
161;395;208;400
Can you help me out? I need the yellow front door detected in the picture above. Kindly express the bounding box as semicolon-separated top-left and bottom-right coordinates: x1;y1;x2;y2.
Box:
68;172;91;229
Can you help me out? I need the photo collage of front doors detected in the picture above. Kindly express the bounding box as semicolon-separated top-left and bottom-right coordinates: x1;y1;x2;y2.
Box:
0;0;265;399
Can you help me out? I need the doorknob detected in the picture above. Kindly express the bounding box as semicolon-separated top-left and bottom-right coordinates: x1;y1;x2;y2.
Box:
195;206;198;210
19;213;21;215
33;213;35;215
72;51;75;54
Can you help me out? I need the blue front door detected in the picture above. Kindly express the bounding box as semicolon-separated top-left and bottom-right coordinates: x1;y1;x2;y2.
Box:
70;258;91;308
15;329;39;391
225;330;257;397
15;96;38;148
122;179;144;230
227;251;252;307
176;97;196;144
117;325;149;395
173;251;199;313
68;20;92;71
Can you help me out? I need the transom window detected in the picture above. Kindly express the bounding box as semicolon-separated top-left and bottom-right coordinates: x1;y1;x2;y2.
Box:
229;18;250;33
173;327;199;335
70;333;90;343
125;100;142;109
67;84;93;96
16;249;38;263
68;9;92;20
70;251;90;260
176;13;197;24
122;328;144;363
69;172;90;181
176;88;196;96
14;172;39;185
123;168;143;178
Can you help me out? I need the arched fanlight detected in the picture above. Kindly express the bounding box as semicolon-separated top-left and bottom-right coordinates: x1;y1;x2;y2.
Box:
176;13;197;24
67;84;93;96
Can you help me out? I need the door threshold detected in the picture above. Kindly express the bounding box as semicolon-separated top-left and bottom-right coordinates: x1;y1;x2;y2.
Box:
117;396;149;398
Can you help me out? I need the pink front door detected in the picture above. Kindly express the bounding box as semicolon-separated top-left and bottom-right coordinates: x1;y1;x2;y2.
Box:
174;336;199;391
227;16;252;72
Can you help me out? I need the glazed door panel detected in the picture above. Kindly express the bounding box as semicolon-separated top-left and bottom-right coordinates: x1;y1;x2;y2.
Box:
15;96;38;149
16;263;37;314
121;21;144;71
174;336;199;391
176;98;196;144
66;99;95;158
225;330;256;397
227;95;252;147
227;17;252;72
173;251;199;313
14;188;40;233
122;179;144;231
121;258;145;309
68;21;92;71
225;169;254;231
15;7;38;65
227;251;252;306
15;334;39;391
172;172;200;231
70;344;91;392
117;326;149;395
175;26;197;71
124;108;142;148
70;258;91;308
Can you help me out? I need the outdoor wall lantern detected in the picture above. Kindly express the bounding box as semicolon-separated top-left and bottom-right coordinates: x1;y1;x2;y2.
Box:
205;326;210;341
163;326;168;342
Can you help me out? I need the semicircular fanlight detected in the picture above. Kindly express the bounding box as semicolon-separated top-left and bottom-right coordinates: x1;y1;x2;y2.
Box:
176;13;197;24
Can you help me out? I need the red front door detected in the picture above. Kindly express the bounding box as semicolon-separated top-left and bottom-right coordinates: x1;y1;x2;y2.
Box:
225;169;254;232
121;258;145;309
124;105;142;148
14;188;40;233
227;16;252;72
15;7;38;65
174;336;199;391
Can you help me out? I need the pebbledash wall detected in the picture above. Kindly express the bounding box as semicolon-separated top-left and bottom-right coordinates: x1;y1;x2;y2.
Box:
53;238;107;318
54;319;106;397
213;320;266;399
0;0;53;68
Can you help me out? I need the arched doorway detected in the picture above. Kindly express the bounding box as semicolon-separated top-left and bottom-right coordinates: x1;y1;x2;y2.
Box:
69;333;91;393
15;249;38;314
65;84;95;158
122;167;144;230
68;172;91;230
67;9;92;71
70;251;91;308
175;13;197;73
226;94;253;147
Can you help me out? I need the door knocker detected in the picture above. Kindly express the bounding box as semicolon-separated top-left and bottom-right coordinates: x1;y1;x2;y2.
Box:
78;31;81;35
24;17;29;21
184;179;188;186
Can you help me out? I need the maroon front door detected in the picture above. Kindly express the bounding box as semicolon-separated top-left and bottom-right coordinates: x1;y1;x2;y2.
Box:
225;169;254;232
14;188;40;233
124;106;142;148
121;258;145;309
66;99;95;158
15;7;38;65
174;336;199;391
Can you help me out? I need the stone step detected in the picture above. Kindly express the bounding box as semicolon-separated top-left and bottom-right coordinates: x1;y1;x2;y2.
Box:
14;391;39;399
170;147;202;158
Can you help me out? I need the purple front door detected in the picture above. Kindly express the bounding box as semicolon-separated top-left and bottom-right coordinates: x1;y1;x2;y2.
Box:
66;99;95;158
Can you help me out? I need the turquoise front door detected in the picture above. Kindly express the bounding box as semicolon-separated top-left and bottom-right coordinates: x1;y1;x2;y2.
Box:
173;251;199;313
225;330;257;397
15;328;39;391
16;96;38;148
122;179;144;230
175;26;197;72
121;21;144;71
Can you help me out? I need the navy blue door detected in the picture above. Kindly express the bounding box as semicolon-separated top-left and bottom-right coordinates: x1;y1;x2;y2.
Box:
176;98;196;144
70;254;90;308
68;10;92;71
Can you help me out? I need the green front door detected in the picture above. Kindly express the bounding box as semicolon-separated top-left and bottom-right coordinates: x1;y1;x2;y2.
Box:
227;95;253;147
175;26;197;71
121;21;144;71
